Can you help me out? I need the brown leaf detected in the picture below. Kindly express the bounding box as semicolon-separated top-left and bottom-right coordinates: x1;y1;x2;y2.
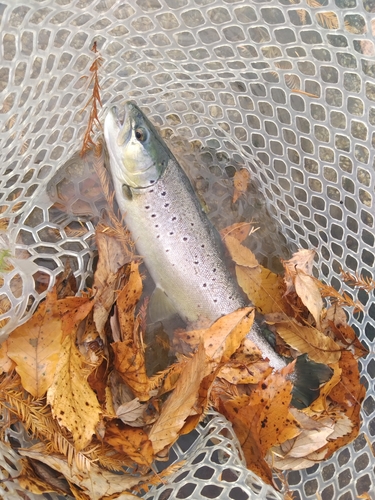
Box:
0;339;15;373
104;420;154;466
272;320;341;364
117;261;143;342
323;351;366;458
217;360;272;386
7;289;93;397
116;398;145;427
232;168;250;204
221;363;300;485
47;333;102;450
220;222;254;243
93;231;131;337
19;445;147;500
17;457;71;496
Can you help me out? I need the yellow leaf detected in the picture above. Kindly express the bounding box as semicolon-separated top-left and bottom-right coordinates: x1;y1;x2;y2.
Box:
47;334;101;451
232;168;250;203
273;320;341;364
7;289;92;398
236;265;288;315
294;271;323;328
224;235;259;268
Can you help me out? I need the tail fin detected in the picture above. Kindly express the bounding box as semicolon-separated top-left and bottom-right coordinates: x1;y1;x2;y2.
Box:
291;354;333;409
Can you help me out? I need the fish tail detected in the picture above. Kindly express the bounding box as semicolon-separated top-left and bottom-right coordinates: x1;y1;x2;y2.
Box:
291;354;333;409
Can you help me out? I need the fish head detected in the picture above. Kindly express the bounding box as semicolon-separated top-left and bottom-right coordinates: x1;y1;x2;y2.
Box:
104;101;170;189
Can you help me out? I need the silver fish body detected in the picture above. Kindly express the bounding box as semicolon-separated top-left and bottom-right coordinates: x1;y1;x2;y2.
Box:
104;102;285;371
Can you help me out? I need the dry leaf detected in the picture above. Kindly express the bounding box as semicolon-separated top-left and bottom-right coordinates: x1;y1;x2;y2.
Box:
104;420;154;466
282;249;316;293
148;342;209;455
220;222;253;243
0;339;15;373
149;308;253;455
221;363;301;485
16;457;71;496
116;398;145;427
117;261;143;342
7;289;93;398
224;235;259;268
272;320;341;364
218;360;272;385
19;445;146;500
236;265;288;315
232;168;251;204
47;333;102;450
93;232;131;337
309;362;342;412
111;340;151;402
294;271;323;328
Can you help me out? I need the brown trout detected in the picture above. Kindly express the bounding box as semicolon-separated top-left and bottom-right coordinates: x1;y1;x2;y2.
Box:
104;102;332;406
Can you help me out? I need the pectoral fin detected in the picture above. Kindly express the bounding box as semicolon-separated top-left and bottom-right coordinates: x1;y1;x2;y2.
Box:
148;286;178;323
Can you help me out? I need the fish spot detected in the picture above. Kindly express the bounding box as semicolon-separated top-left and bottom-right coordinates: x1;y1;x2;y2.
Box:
151;214;156;218
202;283;207;287
164;203;170;208
183;237;188;241
155;224;159;227
161;191;166;196
157;235;160;238
166;249;169;252
169;231;174;235
213;299;218;303
172;216;177;221
194;261;199;264
213;268;216;272
150;181;155;184
150;189;154;192
145;205;150;209
201;244;205;248
191;223;194;226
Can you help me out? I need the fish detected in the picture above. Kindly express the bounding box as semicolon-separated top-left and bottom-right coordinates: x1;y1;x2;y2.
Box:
104;101;332;408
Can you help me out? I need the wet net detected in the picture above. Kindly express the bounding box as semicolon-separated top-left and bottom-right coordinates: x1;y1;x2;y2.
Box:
0;0;374;499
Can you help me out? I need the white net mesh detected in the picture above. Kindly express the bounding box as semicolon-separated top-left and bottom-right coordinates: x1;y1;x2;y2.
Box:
0;0;374;499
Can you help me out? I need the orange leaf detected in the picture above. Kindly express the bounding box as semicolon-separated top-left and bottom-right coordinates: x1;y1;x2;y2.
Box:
7;289;92;398
116;261;143;342
111;340;151;402
221;363;300;485
104;420;154;466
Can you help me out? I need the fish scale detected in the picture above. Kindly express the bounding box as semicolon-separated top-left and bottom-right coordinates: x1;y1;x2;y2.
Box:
116;157;246;325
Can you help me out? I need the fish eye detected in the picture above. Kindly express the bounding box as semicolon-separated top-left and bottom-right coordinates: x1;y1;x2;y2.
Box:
135;127;148;142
